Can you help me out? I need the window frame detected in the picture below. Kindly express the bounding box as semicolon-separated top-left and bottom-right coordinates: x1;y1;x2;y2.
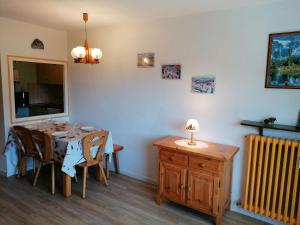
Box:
7;55;69;124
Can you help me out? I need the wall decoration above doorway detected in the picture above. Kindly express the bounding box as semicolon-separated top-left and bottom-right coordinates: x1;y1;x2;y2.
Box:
265;31;300;89
192;76;216;94
137;53;155;68
161;64;181;79
31;39;44;50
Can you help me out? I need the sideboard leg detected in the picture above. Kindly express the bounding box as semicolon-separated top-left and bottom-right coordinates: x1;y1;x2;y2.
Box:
216;215;222;225
156;194;161;205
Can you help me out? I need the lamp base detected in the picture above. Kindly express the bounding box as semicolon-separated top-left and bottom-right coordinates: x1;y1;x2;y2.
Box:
187;141;197;146
188;132;197;145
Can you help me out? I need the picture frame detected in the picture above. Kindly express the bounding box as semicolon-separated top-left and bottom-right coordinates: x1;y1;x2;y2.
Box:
265;31;300;89
191;76;216;94
161;64;181;79
137;53;155;68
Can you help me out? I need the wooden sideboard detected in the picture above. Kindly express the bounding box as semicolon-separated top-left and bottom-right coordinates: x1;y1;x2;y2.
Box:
153;136;239;225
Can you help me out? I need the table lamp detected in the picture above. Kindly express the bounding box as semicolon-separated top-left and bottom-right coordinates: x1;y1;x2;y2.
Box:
185;119;199;145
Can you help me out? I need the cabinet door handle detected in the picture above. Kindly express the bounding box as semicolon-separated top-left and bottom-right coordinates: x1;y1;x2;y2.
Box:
188;186;191;191
179;184;184;189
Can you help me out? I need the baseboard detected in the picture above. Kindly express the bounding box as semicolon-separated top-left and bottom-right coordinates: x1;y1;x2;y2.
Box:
0;169;6;177
118;169;157;185
231;201;286;225
0;154;7;176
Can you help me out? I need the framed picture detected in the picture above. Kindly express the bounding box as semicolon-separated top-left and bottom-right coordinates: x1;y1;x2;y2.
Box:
265;31;300;89
137;53;155;68
192;76;215;94
162;64;181;79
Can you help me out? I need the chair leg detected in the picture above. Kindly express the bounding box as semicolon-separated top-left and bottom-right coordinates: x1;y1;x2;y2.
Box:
98;162;108;186
82;167;88;199
51;163;55;195
74;174;78;183
113;152;120;174
33;162;42;186
18;157;24;178
33;158;36;174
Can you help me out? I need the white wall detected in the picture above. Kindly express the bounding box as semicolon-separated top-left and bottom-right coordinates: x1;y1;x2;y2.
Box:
68;1;300;224
0;17;68;175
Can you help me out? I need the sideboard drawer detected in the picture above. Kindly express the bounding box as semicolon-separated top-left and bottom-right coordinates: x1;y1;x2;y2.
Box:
189;156;220;173
160;150;188;166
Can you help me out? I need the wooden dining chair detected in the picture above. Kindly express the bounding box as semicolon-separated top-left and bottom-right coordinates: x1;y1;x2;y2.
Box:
79;130;109;198
31;130;56;195
12;126;37;177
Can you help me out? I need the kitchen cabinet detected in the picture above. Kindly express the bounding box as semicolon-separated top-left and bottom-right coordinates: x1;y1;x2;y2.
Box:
37;63;64;85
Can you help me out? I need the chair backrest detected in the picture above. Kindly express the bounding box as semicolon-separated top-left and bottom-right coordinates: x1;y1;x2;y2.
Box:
82;131;108;165
12;126;35;156
31;130;54;162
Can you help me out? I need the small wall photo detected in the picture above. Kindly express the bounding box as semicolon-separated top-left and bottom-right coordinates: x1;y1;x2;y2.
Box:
137;53;155;68
161;64;181;79
192;76;216;94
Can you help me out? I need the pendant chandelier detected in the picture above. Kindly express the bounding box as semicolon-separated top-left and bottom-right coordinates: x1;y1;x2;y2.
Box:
71;13;102;64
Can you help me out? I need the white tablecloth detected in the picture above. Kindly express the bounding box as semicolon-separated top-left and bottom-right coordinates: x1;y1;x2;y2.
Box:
4;122;114;177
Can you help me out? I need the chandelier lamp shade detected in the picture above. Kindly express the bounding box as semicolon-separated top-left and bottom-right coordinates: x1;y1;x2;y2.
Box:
71;13;102;64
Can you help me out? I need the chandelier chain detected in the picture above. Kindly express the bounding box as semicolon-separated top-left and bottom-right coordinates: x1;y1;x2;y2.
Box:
84;21;87;42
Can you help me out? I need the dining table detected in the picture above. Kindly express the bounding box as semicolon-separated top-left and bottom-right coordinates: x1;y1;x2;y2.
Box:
4;120;114;197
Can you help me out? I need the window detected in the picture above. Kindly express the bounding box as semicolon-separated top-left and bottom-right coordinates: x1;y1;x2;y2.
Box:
8;56;68;123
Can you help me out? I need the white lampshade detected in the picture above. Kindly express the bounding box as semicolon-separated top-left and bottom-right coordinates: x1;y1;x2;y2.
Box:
91;48;103;60
71;46;86;59
143;57;150;64
185;119;199;132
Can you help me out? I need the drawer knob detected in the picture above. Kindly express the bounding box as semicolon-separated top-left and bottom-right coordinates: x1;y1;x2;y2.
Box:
168;156;175;161
199;163;205;168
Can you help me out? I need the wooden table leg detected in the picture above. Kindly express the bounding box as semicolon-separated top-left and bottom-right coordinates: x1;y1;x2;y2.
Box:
18;157;27;177
62;173;71;197
113;152;119;174
105;154;110;179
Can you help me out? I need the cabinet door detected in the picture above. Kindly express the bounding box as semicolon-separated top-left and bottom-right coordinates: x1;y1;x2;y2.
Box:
51;65;64;85
37;64;49;84
159;162;187;204
37;64;63;85
187;170;220;214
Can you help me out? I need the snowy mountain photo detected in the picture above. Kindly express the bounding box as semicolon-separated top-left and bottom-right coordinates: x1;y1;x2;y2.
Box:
266;31;300;88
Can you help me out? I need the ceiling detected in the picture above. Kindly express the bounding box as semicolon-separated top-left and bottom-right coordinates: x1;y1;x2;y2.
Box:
0;0;283;30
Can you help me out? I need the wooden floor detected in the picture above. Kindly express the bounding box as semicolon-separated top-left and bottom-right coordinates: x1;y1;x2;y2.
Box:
0;169;269;225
